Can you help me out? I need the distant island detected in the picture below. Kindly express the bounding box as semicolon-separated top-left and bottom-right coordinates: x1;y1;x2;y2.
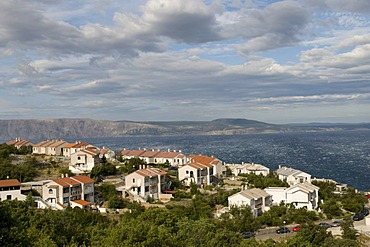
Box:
0;118;369;140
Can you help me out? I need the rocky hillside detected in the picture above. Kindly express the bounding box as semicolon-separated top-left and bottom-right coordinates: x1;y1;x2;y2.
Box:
0;118;369;141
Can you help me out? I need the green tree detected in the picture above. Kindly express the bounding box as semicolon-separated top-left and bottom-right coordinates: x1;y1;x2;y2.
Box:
341;220;358;240
119;157;146;174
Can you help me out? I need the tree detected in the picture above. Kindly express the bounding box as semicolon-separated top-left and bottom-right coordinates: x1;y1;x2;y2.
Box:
341;220;358;240
119;157;146;174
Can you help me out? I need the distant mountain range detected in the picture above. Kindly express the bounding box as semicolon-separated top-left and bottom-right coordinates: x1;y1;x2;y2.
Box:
0;118;369;141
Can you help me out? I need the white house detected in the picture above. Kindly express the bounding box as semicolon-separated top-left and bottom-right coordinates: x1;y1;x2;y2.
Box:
33;140;54;155
0;179;26;201
226;163;270;176
46;140;68;156
187;154;223;176
179;154;223;186
120;149;146;160
42;175;94;209
69;149;100;174
139;150;161;164
228;188;272;217
153;150;187;167
264;182;319;211
275;166;311;186
119;149;187;167
178;163;210;186
125;168;167;201
6;138;33;149
62;141;96;158
99;147;116;161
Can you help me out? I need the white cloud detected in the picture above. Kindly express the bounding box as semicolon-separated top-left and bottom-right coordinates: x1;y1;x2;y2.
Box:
0;0;370;122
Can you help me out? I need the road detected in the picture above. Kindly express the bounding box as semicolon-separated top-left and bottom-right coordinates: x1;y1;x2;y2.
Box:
254;218;370;241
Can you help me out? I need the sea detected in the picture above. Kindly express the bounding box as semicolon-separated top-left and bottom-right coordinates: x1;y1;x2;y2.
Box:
3;130;369;191
83;130;370;192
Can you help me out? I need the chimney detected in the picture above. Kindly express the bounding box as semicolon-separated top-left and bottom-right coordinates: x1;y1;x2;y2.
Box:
61;174;64;178
65;173;69;178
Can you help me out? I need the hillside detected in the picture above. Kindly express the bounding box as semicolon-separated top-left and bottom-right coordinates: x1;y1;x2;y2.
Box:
0;118;369;141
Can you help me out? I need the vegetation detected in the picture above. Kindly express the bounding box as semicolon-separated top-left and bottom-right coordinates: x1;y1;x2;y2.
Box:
90;156;117;178
0;144;39;182
118;157;146;174
239;172;289;189
312;181;367;218
0;196;364;247
0;145;367;246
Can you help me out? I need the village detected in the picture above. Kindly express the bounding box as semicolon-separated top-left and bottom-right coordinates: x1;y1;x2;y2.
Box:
2;137;370;243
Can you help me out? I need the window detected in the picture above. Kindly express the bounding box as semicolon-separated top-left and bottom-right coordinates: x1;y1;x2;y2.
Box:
186;170;189;174
133;178;135;183
7;195;11;200
49;189;53;194
78;157;81;160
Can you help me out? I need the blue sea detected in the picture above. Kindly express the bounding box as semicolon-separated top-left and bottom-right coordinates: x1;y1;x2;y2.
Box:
84;130;370;192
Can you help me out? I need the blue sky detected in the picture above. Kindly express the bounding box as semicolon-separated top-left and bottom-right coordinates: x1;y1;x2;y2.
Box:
1;0;370;123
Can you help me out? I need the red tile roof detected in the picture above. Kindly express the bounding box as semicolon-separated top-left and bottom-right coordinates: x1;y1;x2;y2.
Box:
0;179;21;187
53;177;81;187
33;140;51;147
135;168;167;177
121;149;146;157
188;154;220;168
63;143;76;148
140;150;160;157
188;163;208;169
155;151;184;158
47;141;67;147
72;175;94;184
72;199;91;206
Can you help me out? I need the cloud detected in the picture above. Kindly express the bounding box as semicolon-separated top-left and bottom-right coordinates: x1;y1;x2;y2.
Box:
0;0;370;123
142;0;221;43
220;1;310;53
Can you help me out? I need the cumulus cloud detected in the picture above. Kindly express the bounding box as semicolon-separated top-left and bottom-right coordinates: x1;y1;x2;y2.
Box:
142;0;221;43
221;1;310;53
1;0;370;122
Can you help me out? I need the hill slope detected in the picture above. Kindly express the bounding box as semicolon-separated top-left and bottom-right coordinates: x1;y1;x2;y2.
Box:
0;118;369;141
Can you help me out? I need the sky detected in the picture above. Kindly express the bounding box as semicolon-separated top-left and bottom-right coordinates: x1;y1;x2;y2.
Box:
1;0;370;124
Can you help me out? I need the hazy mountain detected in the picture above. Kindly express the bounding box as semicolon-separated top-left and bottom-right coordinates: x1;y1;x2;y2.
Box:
0;118;369;141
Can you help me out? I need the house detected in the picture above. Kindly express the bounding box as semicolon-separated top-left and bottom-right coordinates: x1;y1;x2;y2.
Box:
45;140;68;156
228;188;272;217
178;163;210;186
178;154;223;186
275;166;311;186
119;149;187;167
99;147;116;161
264;182;319;211
62;141;95;157
69;149;100;174
42;175;94;209
125;168;167;201
0;179;27;201
312;178;348;194
226;162;270;176
32;140;54;155
153;150;187;167
120;149;146;160
6;138;33;149
139;150;161;164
